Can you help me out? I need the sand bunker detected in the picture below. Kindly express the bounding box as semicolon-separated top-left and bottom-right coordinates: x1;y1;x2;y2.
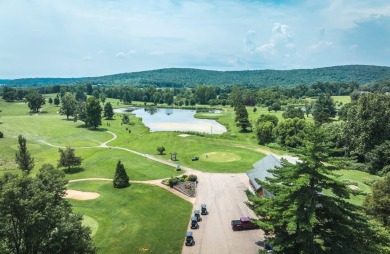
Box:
65;190;100;200
348;185;359;190
178;134;191;137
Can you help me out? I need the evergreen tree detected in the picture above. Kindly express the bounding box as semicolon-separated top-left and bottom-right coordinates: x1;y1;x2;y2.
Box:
234;104;252;131
85;97;102;129
53;95;60;106
57;147;82;172
103;102;114;120
15;135;34;174
113;160;130;188
48;97;53;105
247;129;390;253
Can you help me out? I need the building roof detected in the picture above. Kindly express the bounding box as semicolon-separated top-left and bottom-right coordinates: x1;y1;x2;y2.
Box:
246;154;281;192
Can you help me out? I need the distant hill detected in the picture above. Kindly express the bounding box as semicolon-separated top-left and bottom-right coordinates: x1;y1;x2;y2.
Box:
2;65;390;88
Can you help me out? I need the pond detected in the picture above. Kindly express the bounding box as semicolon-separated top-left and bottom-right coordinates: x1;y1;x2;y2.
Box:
114;107;227;134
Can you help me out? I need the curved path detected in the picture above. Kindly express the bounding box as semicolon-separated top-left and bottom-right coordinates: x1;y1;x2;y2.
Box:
59;130;266;253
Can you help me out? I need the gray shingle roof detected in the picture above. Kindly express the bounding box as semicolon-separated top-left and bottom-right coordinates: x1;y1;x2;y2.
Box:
246;154;281;192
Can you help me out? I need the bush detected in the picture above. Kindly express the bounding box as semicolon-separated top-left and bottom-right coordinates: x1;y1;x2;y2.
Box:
168;177;179;187
188;174;197;182
0;131;3;138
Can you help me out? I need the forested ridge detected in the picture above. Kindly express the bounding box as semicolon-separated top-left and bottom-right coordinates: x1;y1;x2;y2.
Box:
2;65;390;87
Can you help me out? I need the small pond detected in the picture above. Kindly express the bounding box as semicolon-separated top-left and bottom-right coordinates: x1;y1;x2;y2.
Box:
114;108;227;134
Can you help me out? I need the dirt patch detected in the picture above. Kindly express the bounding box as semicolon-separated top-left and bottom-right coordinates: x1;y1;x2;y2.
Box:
178;134;191;137
65;190;100;200
348;185;359;190
203;152;241;162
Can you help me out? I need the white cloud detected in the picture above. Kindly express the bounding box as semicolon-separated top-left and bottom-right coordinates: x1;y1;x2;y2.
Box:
149;51;165;56
115;52;127;58
83;56;93;61
115;50;137;58
0;0;389;78
243;30;257;53
310;40;334;50
256;23;295;53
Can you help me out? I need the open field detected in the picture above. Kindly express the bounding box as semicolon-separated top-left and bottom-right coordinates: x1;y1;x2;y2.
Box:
67;181;192;254
0;95;381;254
337;169;380;206
68;148;182;181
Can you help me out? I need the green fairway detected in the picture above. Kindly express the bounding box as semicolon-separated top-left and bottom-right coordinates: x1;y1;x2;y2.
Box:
65;147;182;181
113;131;266;173
337;169;380;206
67;181;192;254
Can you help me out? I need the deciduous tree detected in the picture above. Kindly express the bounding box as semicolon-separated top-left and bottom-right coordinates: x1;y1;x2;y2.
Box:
282;106;305;119
60;92;77;120
312;93;336;125
343;93;390;162
25;90;45;112
57;147;82;171
85;97;102;129
274;118;308;148
364;176;390;228
0;165;97;254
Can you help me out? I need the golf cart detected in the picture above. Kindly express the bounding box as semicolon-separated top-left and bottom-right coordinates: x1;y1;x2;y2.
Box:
192;156;199;161
201;204;208;215
185;232;195;246
194;210;202;222
190;216;199;229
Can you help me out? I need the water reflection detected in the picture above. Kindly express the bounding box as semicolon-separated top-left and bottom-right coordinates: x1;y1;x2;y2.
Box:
144;107;157;115
115;107;227;134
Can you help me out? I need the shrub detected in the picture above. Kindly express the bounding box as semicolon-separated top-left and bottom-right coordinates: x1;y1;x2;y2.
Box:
188;174;197;182
0;131;3;138
169;177;179;187
157;146;166;155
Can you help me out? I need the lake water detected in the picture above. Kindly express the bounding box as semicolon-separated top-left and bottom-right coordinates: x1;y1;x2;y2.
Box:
114;108;227;134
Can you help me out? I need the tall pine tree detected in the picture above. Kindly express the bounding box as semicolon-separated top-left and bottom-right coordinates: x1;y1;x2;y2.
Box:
15;135;34;174
247;128;390;253
113;160;130;188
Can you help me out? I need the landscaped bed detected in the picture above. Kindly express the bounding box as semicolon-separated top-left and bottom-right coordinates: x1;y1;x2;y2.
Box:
162;174;197;197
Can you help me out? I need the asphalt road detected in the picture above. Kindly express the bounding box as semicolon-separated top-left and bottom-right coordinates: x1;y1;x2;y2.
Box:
182;172;264;254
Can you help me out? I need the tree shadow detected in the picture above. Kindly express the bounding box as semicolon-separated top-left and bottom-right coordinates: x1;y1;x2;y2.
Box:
239;129;253;133
64;167;84;174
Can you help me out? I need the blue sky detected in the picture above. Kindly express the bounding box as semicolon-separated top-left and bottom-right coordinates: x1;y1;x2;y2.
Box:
1;0;390;78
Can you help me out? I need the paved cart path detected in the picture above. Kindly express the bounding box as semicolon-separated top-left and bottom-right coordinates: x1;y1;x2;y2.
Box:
55;130;270;253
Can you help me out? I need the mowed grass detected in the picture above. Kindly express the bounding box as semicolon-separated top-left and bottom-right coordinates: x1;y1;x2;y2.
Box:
67;181;192;254
336;169;380;206
112;131;266;173
65;148;182;181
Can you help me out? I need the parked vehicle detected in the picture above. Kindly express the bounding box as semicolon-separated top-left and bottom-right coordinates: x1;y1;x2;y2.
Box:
191;216;199;229
185;232;195;246
231;217;259;231
192;156;199;161
201;204;208;215
194;210;202;221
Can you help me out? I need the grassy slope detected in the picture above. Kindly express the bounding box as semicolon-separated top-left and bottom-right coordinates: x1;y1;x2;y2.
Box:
68;181;192;254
